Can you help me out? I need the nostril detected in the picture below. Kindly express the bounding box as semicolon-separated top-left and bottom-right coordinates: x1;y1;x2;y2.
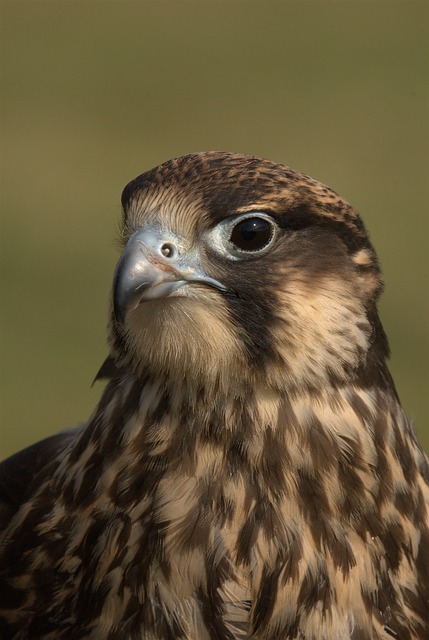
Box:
161;243;175;258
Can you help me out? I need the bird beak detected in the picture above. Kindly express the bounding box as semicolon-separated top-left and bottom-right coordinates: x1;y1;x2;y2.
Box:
113;226;227;324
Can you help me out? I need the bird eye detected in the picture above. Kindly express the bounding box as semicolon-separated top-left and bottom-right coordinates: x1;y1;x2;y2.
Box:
207;212;277;260
229;217;274;252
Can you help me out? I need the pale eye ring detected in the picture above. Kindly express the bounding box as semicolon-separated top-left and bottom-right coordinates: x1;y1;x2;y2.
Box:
207;212;277;260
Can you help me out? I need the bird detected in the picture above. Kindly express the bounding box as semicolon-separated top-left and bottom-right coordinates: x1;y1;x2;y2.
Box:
0;151;428;640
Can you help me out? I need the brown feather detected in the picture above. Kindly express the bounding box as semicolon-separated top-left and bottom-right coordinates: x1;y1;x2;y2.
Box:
1;152;427;639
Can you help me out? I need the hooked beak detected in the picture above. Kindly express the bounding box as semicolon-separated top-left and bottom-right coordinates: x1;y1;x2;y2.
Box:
113;226;226;324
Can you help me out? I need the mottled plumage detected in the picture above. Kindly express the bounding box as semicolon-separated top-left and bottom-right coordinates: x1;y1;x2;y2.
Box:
1;152;428;639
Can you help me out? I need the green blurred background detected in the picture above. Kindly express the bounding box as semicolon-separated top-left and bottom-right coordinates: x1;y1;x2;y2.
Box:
1;1;428;458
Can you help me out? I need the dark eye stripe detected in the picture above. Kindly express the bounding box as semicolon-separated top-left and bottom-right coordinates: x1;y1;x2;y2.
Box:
230;217;274;252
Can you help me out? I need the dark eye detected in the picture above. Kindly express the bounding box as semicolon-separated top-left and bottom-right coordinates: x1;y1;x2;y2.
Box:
230;217;274;252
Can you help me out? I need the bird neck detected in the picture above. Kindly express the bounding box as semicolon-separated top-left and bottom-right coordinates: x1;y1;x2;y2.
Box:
51;365;428;640
79;370;414;498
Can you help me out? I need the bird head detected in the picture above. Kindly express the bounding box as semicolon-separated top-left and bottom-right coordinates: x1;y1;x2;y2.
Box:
109;152;389;393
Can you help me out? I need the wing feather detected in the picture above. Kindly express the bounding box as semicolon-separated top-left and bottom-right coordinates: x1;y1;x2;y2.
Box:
0;427;83;526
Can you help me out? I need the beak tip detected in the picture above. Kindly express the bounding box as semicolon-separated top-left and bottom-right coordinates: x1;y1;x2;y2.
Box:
112;227;228;323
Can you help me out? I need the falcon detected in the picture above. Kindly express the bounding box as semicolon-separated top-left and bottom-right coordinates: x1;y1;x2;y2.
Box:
0;152;428;639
